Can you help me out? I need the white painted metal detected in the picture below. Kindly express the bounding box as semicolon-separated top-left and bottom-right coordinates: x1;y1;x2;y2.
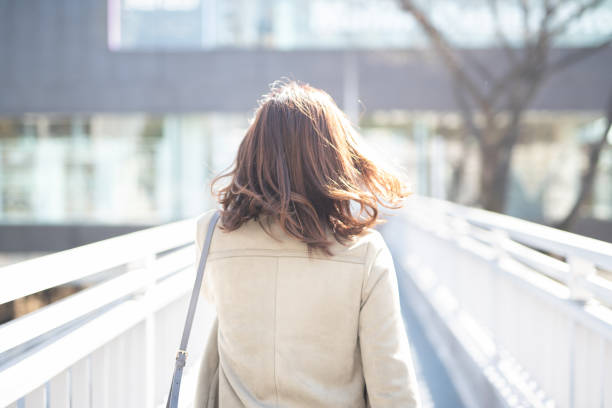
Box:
0;216;211;408
0;266;149;356
3;196;609;408
70;357;90;408
49;371;69;408
0;217;194;304
91;345;109;408
399;196;612;408
144;254;158;408
24;386;45;407
125;322;147;407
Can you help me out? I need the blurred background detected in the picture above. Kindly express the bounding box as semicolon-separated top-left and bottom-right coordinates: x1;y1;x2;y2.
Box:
0;1;611;407
0;0;610;243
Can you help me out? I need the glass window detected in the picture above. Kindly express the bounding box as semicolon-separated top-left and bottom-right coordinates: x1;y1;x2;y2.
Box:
107;0;612;50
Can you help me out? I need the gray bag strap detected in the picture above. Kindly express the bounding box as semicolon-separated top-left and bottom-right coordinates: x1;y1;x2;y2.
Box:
166;209;221;408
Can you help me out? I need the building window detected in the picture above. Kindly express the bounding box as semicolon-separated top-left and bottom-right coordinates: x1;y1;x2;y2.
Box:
107;0;612;51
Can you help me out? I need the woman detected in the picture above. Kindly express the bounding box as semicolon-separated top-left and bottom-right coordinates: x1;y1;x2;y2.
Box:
193;80;421;407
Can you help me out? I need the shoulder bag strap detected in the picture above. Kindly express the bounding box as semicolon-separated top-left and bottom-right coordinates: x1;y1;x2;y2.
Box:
166;209;221;408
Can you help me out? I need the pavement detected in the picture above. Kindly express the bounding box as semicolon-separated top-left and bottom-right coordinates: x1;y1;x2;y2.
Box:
382;226;466;408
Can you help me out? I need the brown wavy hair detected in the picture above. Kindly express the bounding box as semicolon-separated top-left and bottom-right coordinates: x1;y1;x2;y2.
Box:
210;79;412;257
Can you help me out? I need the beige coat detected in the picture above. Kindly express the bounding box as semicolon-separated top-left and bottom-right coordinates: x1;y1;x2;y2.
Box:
193;208;421;407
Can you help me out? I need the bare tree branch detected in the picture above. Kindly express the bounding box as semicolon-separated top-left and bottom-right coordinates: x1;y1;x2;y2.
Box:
543;0;562;15
549;0;604;37
399;0;488;109
532;0;562;61
452;80;484;144
500;76;543;148
555;91;612;230
458;49;496;83
517;0;532;45
486;64;528;111
397;0;612;214
541;0;562;27
487;0;519;62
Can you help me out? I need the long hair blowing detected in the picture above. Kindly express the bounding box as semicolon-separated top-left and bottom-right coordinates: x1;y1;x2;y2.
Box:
210;80;412;257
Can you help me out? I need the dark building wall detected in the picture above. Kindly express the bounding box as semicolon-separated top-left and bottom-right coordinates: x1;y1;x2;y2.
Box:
0;0;611;114
0;223;154;252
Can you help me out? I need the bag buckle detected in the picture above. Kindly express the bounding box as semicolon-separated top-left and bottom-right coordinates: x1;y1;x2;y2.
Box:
176;349;188;360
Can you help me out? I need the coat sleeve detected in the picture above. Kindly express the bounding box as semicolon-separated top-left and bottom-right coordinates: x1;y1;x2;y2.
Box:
359;238;421;407
195;209;217;305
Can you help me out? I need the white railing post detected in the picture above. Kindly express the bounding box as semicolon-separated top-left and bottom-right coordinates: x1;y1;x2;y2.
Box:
567;256;596;303
143;254;157;408
0;217;199;406
398;197;612;408
490;228;510;352
566;256;595;408
598;336;606;408
568;318;576;408
491;229;510;263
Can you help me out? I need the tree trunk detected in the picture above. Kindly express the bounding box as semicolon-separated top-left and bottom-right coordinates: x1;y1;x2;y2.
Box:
479;132;517;214
448;139;469;202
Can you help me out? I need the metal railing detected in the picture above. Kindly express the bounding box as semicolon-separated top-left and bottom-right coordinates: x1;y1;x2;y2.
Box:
393;196;612;408
2;197;611;407
0;217;214;408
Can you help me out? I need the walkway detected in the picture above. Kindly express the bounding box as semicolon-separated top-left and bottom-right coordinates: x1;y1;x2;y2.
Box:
386;224;465;408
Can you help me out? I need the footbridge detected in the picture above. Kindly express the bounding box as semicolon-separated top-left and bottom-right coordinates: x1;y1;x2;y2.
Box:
1;196;611;408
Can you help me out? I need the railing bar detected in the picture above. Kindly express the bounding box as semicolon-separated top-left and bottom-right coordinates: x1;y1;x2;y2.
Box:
604;339;612;408
463;217;612;271
421;214;612;341
23;385;46;408
0;269;146;356
0;218;197;304
598;336;605;408
568;318;576;408
502;257;612;341
152;246;194;281
584;276;612;309
48;370;69;407
107;338;120;407
412;196;612;271
70;357;89;408
144;254;156;408
0;296;130;370
401;197;612;408
501;239;569;283
0;246;194;357
0;268;195;407
448;217;612;322
90;346;108;408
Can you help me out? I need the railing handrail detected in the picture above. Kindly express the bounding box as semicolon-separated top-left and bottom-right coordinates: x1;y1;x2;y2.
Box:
0;245;193;360
0;268;195;407
412;196;612;271
406;196;612;308
0;214;207;406
0;217;197;305
399;197;612;408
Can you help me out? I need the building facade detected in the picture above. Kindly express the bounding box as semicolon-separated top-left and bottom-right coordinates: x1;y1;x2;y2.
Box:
1;0;611;243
